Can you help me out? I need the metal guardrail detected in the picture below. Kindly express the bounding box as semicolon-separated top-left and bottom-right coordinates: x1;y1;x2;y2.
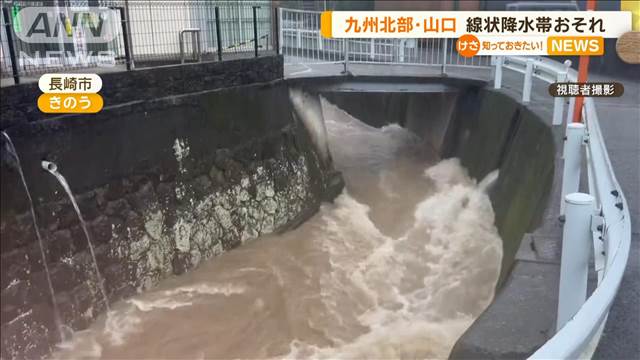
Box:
279;8;631;358
497;56;631;360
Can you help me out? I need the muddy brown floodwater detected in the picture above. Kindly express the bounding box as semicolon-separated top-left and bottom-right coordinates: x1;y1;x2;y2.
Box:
53;98;503;360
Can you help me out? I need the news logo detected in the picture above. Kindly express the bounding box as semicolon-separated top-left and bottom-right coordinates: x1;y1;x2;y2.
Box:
14;7;120;44
11;7;121;68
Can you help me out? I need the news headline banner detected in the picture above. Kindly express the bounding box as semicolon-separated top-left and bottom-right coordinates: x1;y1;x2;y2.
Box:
321;11;632;56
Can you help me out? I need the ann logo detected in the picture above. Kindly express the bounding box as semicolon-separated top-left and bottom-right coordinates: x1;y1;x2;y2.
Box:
15;7;119;44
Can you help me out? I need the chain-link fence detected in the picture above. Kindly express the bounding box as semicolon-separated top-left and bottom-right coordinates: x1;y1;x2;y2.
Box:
1;0;275;85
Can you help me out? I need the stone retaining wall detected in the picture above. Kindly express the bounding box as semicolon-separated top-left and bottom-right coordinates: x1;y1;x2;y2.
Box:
0;64;342;359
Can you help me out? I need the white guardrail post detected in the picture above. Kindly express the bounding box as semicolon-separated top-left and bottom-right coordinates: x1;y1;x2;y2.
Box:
522;58;534;103
561;122;586;215
552;60;571;126
564;60;576;129
567;97;576;125
557;192;595;331
494;56;503;89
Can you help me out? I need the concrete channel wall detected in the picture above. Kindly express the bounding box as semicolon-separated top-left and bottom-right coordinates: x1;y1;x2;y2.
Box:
0;57;343;359
303;77;556;287
445;87;556;286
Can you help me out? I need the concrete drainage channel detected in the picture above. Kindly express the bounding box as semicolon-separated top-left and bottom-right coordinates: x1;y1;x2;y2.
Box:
2;58;560;359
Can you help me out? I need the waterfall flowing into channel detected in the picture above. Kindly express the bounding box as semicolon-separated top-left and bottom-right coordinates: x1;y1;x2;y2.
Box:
52;98;503;359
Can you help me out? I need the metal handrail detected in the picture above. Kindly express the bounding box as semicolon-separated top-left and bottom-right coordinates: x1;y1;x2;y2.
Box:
179;28;201;64
531;97;631;360
497;55;632;359
532;98;631;359
279;8;492;68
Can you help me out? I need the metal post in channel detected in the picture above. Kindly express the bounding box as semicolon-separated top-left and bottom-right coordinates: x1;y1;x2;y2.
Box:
560;122;586;216
557;192;594;331
522;58;534;103
215;7;223;61
2;7;20;84
253;6;259;57
494;56;503;89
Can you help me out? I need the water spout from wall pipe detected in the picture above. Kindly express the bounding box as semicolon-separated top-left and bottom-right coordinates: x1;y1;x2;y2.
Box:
40;160;111;313
0;131;68;342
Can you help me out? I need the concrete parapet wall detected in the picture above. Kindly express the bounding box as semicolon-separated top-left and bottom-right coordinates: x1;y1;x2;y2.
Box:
0;56;283;130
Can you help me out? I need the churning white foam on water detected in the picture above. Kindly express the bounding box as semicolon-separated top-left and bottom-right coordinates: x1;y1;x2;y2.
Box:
129;298;193;312
127;283;247;311
280;159;503;359
52;95;502;360
53;283;248;358
162;283;247;297
103;308;141;346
